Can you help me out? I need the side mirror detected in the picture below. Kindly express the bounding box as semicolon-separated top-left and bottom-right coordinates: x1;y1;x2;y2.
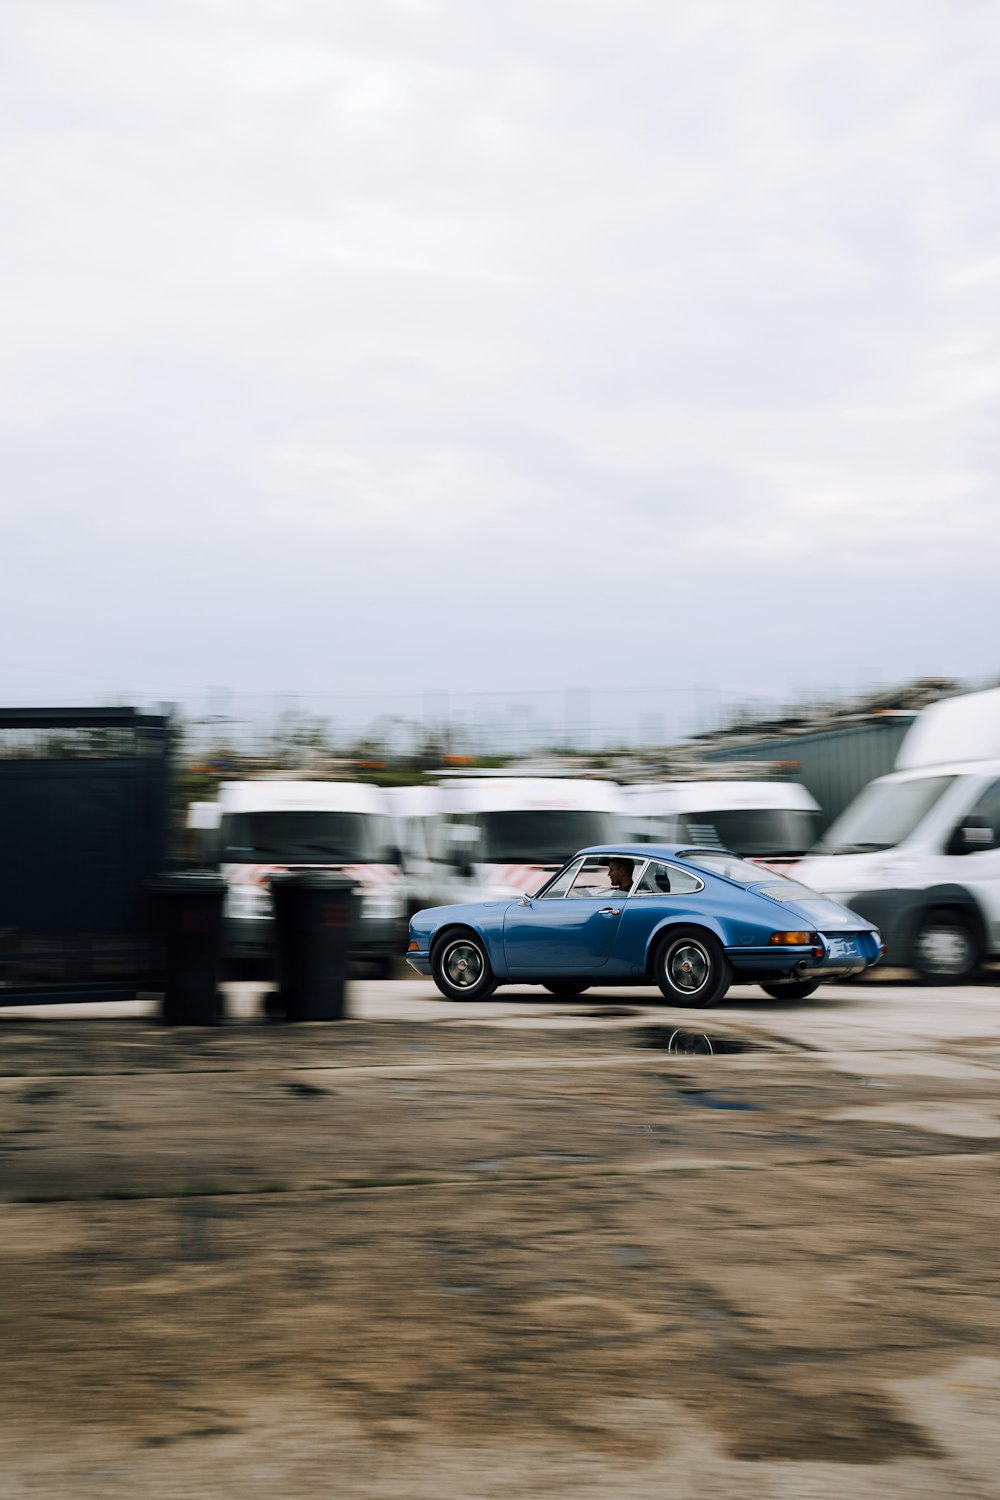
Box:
946;815;995;856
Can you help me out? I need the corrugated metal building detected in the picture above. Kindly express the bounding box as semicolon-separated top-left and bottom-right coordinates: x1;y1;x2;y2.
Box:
701;715;916;834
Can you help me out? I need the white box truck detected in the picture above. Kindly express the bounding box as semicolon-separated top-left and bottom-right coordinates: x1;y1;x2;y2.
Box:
797;687;1000;981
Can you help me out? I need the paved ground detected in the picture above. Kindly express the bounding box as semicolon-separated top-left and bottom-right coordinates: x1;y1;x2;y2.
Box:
1;975;999;1497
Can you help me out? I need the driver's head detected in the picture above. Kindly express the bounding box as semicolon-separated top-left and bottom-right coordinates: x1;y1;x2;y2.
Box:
606;857;634;890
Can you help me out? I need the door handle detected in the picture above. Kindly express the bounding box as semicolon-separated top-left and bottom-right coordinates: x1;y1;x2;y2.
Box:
598;906;621;916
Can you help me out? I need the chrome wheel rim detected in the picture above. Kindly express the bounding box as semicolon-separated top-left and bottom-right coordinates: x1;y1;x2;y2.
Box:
665;939;711;995
914;924;973;976
442;939;485;990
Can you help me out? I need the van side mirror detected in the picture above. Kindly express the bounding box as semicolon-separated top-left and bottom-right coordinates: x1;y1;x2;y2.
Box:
946;815;995;856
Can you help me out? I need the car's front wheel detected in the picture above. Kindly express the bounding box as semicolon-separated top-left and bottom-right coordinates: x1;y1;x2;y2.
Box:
431;930;498;1002
542;980;590;997
653;928;731;1008
760;979;821;1001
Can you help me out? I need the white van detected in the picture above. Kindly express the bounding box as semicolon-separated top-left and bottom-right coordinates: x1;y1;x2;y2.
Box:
624;780;819;870
383;784;445;917
216;779;405;974
797;687;1000;982
430;776;625;904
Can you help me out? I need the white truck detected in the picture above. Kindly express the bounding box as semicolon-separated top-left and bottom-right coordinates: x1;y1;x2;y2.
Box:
428;775;626;904
623;779;819;870
797;687;1000;982
213;779;405;974
383;783;445;917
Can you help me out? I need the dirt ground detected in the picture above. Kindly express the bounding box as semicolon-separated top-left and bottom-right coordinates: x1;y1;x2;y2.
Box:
1;991;999;1498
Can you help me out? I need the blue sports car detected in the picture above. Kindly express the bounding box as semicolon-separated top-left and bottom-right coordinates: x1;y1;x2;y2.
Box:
406;845;884;1007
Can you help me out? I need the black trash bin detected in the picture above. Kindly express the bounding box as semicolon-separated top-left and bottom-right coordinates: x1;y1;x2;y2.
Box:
149;872;227;1026
271;871;356;1021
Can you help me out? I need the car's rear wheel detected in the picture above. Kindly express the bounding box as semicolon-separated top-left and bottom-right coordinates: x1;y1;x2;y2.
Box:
760;980;821;1001
653;928;731;1008
912;909;980;984
542;980;590;997
431;930;498;1002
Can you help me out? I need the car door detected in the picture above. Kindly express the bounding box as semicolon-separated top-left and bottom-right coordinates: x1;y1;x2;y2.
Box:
502;855;629;974
934;777;1000;953
610;858;708;971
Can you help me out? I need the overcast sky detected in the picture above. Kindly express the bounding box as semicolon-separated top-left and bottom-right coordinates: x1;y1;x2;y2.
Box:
2;0;999;718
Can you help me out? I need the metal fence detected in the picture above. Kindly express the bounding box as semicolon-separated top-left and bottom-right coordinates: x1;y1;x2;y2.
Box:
0;708;171;1002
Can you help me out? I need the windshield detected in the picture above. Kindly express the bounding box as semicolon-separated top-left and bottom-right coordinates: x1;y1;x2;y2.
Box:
480;811;617;863
815;776;956;855
675;809;816;858
678;850;806;887
221;811;392;863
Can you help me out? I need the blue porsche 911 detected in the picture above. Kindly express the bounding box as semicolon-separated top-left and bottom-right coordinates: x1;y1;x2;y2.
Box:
406;845;884;1007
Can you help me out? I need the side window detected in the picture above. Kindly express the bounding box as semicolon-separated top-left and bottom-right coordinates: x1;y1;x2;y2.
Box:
634;860;704;895
948;780;1000;855
539;858;584;899
567;855;637;897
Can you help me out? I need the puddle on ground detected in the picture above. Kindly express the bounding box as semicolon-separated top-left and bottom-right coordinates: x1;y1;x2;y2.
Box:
675;1088;759;1112
634;1026;763;1056
569;1006;644;1018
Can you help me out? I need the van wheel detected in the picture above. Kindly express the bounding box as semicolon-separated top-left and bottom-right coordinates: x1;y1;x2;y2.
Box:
912;910;980;984
760;980;821;1001
431;930;498;1002
653;928;731;1008
542;980;590;997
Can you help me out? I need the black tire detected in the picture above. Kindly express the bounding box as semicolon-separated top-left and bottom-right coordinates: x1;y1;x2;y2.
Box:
652;927;731;1008
431;929;498;1002
760;980;821;1001
542;980;591;997
912;909;980;985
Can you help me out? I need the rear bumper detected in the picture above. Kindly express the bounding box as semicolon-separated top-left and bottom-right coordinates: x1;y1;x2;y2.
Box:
728;933;881;982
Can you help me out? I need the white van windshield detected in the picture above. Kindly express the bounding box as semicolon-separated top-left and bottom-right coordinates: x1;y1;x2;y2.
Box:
816;776;956;855
674;809;816;858
222;811;391;863
478;811;617;863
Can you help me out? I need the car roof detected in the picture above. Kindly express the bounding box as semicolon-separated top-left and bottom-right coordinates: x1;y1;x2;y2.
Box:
576;843;736;861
